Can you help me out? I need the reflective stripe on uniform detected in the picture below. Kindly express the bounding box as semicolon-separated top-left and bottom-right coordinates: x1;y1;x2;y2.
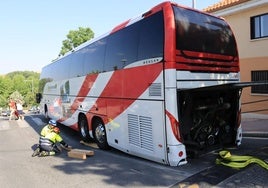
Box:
39;136;53;147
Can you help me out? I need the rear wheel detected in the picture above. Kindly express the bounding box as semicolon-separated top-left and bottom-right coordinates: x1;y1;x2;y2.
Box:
93;118;110;150
78;115;92;142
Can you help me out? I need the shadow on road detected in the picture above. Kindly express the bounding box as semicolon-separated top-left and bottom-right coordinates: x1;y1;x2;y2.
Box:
21;113;268;187
23;114;192;187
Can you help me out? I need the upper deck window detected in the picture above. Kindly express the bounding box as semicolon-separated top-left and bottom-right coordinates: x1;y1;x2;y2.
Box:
104;11;164;72
251;13;268;39
173;6;237;57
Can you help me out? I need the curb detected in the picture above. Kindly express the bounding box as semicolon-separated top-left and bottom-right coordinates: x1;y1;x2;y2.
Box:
242;132;268;138
242;113;268;120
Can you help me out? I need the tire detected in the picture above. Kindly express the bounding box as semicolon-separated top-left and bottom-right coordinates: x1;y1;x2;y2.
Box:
93;118;110;150
78;115;92;142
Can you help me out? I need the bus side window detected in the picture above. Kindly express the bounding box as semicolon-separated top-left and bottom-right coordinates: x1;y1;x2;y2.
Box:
69;50;84;77
138;11;164;60
83;39;106;75
104;24;139;72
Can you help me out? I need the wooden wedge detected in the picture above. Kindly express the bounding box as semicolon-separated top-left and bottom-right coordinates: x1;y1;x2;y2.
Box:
72;149;94;156
68;150;86;160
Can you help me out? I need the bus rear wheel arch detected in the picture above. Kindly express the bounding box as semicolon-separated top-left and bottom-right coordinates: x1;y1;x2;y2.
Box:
44;104;48;119
92;117;110;150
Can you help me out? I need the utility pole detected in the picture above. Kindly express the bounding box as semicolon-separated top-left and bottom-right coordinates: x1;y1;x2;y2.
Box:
192;0;196;8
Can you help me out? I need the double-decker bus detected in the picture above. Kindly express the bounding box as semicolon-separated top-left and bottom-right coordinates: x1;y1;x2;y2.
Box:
37;1;244;166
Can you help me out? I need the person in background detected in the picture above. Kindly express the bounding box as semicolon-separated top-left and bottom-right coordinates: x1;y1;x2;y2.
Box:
16;101;24;120
8;99;18;120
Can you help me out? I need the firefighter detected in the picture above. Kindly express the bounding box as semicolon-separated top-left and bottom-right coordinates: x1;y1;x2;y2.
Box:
32;119;56;157
41;119;57;137
32;120;71;157
38;125;71;157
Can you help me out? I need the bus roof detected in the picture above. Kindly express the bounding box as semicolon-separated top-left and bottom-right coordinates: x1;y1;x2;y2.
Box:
50;1;225;65
51;1;173;63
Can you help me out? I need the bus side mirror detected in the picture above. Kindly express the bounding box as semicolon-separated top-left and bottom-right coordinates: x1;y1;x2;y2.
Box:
36;93;42;103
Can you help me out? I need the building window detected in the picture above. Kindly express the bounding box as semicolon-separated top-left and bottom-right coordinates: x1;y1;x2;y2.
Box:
250;13;268;39
251;70;268;94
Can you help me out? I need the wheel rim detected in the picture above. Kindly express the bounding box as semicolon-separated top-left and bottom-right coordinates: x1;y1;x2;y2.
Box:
95;124;106;144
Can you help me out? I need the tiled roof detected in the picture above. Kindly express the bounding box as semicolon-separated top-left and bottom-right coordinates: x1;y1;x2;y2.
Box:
203;0;251;13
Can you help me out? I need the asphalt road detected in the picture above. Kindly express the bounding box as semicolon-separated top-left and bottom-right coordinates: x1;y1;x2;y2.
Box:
0;113;268;188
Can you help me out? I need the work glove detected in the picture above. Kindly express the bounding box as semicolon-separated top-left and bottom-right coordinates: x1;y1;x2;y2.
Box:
61;144;72;151
65;145;72;151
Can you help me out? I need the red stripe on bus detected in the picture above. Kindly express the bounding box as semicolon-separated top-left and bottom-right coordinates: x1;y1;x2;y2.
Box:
70;74;98;112
89;63;163;124
165;110;181;142
57;74;98;124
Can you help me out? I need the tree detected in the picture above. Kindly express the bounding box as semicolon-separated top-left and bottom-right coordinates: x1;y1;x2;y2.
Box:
9;91;24;105
12;75;27;95
59;27;94;56
0;71;40;108
0;76;12;107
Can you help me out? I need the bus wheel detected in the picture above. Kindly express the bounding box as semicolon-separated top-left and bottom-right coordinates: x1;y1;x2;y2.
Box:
78;115;92;142
93;118;110;150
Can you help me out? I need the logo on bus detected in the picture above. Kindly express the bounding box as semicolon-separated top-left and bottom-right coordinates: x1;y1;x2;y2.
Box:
143;57;162;65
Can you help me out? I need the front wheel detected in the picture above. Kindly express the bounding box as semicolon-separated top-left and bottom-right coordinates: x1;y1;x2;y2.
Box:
93;119;110;150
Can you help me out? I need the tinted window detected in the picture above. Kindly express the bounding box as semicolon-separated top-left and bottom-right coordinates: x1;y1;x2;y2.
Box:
174;6;237;56
69;50;84;78
83;38;106;74
104;24;139;72
138;11;164;60
104;11;164;72
41;11;165;80
43;60;60;81
40;64;52;81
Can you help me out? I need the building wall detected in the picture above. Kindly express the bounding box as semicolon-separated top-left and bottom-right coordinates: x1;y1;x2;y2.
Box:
241;57;268;114
218;4;268;114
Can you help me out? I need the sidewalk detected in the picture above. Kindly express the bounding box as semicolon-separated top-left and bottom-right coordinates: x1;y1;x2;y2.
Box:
174;113;268;188
241;113;268;137
217;114;268;187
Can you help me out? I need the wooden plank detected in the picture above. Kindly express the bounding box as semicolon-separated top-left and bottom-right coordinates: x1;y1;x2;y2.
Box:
68;151;86;160
72;149;94;156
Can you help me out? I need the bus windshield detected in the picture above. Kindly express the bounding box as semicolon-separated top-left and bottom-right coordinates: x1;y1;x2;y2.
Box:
173;6;237;57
